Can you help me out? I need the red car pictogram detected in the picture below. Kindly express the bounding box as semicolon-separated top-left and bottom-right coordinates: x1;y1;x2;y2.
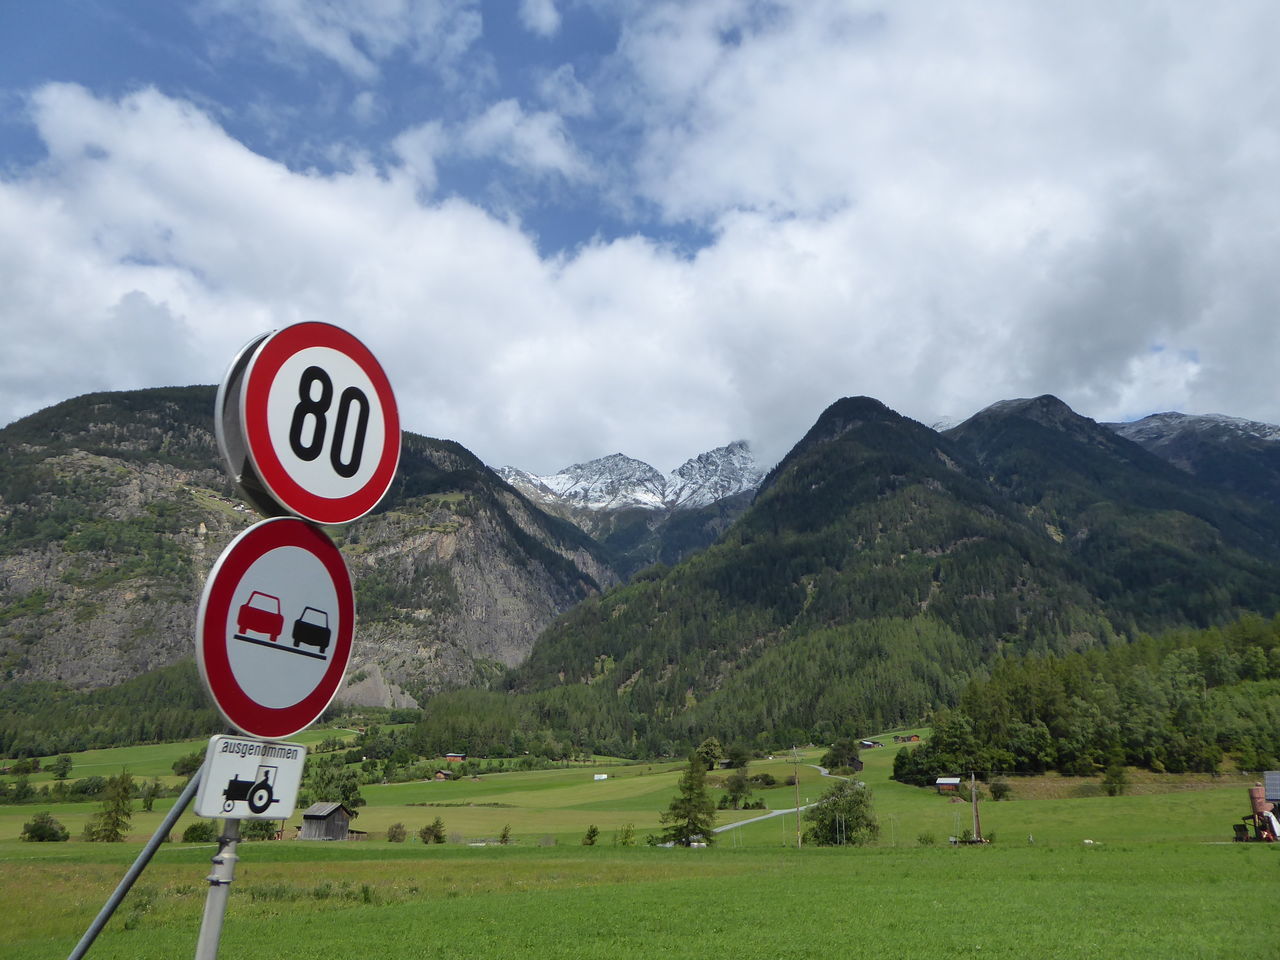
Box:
236;591;284;642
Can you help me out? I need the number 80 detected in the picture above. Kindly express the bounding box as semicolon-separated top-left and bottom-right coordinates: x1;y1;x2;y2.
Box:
288;366;370;479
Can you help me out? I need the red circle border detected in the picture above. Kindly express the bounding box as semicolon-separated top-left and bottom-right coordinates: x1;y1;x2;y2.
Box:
242;322;400;524
197;517;355;740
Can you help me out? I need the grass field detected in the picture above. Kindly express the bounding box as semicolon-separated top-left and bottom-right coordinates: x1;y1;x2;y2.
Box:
3;732;1276;958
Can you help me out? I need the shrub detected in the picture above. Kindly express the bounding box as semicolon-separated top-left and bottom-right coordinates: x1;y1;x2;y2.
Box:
1103;762;1128;797
387;822;406;842
990;778;1011;801
183;820;219;843
803;781;879;846
917;831;936;846
172;751;204;778
241;819;278;840
21;811;69;842
419;817;446;844
582;824;599;846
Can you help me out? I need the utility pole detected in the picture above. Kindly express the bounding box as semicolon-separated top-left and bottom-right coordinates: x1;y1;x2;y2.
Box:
793;746;802;849
970;771;983;842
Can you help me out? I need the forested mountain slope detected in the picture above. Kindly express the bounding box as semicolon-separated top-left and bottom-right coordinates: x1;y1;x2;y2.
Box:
502;396;1280;753
945;395;1280;628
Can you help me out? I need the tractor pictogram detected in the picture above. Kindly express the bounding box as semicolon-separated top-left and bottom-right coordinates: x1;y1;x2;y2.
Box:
222;765;278;814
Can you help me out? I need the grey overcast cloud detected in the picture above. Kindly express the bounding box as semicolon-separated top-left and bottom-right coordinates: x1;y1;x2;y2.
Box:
1;1;1278;474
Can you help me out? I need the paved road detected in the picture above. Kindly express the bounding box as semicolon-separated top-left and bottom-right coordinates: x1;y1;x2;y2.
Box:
713;764;860;834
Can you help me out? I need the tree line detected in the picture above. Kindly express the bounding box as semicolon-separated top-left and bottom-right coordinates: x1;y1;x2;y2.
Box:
894;613;1280;786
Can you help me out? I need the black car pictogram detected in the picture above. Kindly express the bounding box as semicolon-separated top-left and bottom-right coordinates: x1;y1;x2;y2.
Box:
291;606;331;654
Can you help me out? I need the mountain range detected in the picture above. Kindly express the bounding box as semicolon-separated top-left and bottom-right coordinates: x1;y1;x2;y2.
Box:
496;442;763;579
4;386;1280;755
502;394;1280;751
498;441;762;512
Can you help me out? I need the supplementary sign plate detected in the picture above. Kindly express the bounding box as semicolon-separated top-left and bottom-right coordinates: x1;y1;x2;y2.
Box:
194;735;308;820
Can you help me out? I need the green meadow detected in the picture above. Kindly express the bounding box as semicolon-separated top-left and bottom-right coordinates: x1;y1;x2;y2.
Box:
2;734;1276;959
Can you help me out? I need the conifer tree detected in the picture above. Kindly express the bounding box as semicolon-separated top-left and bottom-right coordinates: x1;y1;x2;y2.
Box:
659;756;716;846
84;770;133;842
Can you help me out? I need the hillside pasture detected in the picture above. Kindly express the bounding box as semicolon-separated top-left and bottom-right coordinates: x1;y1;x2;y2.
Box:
2;733;1275;958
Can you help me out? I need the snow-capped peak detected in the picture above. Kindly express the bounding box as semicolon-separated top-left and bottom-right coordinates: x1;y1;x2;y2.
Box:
1109;412;1280;445
498;441;763;512
666;440;763;509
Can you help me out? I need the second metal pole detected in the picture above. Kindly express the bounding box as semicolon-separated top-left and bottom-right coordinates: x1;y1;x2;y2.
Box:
67;765;203;960
193;817;242;960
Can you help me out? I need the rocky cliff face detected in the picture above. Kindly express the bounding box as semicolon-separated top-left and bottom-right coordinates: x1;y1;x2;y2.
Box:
0;387;617;705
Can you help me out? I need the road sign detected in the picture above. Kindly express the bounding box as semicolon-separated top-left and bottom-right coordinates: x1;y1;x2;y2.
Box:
194;735;308;820
217;322;400;524
196;517;355;740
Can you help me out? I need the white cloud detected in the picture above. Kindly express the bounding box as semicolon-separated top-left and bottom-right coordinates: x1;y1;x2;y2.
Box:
5;3;1280;478
458;100;591;181
350;90;381;124
0;85;706;471
392;121;446;192
600;0;1280;432
519;0;561;38
197;0;483;83
538;64;593;118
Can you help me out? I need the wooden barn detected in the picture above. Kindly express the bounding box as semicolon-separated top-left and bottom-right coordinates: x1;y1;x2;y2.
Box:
300;802;354;841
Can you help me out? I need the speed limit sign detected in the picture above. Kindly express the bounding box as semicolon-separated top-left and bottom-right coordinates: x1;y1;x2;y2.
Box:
216;322;400;524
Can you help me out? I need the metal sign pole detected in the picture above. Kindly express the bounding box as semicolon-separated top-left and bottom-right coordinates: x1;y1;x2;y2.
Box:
193;817;242;960
67;765;204;960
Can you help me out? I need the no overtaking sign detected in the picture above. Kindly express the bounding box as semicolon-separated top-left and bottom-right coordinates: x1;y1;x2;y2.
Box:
196;517;354;741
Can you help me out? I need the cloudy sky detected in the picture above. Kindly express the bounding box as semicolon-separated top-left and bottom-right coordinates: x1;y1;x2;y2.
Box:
2;2;1278;474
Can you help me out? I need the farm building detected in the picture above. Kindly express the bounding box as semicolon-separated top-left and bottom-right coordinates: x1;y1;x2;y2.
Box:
446;753;467;763
936;777;961;793
300;802;354;841
859;740;884;749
